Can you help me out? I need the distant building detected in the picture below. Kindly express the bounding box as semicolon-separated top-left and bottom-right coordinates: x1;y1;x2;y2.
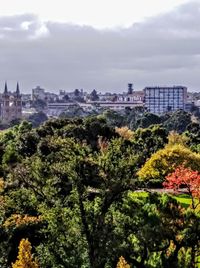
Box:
144;86;187;114
98;92;117;102
21;93;32;108
47;102;79;117
21;93;31;103
0;82;22;122
44;92;58;102
117;84;144;102
117;91;144;102
47;100;144;117
32;86;45;101
87;101;144;111
58;89;84;102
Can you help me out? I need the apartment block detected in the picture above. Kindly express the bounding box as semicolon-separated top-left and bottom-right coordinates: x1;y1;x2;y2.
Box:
144;86;187;114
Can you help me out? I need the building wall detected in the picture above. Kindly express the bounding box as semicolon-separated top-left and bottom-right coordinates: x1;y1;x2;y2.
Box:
0;93;22;122
144;86;187;114
32;86;45;101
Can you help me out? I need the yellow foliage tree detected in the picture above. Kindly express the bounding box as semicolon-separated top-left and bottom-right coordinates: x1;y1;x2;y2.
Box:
115;126;134;141
12;238;39;268
3;214;41;228
138;144;200;183
116;256;130;268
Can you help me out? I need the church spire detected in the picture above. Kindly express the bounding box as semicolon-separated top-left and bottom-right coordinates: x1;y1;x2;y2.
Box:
4;81;8;94
16;82;20;95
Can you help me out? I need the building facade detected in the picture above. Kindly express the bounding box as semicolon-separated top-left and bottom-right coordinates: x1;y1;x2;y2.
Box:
144;86;187;114
0;82;22;122
32;86;45;101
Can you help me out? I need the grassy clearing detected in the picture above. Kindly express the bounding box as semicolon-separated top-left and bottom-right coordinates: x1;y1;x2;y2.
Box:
130;191;192;208
174;194;192;208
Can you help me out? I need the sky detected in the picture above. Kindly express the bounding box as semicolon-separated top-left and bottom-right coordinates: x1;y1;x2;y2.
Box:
0;0;199;93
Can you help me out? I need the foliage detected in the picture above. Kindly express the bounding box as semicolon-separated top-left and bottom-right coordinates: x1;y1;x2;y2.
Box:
115;126;134;141
116;256;130;268
118;192;200;268
131;125;168;167
28;112;48;128
12;238;39;268
162;110;192;133
185;122;200;153
138;144;200;185
163;165;200;209
135;112;161;129
0;116;198;267
32;99;46;111
102;110;125;127
90;89;99;101
168;131;189;146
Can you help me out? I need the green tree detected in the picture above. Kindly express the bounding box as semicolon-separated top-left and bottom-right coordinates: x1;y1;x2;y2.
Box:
138;144;200;185
135;112;161;129
90;89;99;101
0;116;199;268
28;112;48;128
185;122;200;153
162;110;192;133
131;125;168;167
102;110;125;127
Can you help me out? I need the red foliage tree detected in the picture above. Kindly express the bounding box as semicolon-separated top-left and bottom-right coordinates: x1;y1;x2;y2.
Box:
163;165;200;209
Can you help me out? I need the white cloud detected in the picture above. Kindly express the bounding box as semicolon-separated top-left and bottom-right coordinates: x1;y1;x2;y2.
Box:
0;0;191;28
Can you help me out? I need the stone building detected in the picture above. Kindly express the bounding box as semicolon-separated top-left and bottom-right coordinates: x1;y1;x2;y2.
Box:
0;82;22;122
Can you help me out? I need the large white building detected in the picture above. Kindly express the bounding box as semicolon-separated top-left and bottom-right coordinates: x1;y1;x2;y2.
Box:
144;86;187;114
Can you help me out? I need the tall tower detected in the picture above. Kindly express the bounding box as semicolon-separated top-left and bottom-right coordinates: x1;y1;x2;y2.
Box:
128;83;133;95
4;81;8;94
14;82;22;119
16;82;20;95
1;82;10;121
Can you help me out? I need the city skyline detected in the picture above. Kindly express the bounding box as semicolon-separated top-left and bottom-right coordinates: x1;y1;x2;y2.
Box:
0;1;200;92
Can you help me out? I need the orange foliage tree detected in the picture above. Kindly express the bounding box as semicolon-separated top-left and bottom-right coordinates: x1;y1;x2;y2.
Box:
12;238;39;268
163;165;200;209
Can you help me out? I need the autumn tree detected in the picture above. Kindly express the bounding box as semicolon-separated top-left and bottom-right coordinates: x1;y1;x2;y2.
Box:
163;165;200;210
138;144;200;186
12;238;39;268
116;256;130;268
115;126;134;140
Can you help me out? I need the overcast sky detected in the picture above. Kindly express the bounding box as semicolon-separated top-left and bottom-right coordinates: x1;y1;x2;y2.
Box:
0;0;199;93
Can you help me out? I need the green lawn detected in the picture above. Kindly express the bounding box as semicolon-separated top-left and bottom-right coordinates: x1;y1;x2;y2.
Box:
130;191;192;208
174;194;192;208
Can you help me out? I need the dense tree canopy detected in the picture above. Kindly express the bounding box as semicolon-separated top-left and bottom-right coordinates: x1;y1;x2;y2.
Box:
0;114;199;267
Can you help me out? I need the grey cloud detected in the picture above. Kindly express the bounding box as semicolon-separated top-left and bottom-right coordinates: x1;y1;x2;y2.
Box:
0;14;42;39
0;2;200;92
